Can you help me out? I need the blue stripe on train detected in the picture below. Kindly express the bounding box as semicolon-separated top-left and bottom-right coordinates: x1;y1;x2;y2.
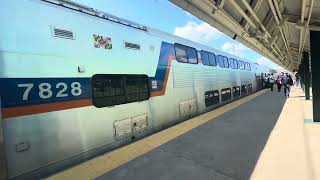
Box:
0;41;175;109
149;42;174;92
0;78;92;108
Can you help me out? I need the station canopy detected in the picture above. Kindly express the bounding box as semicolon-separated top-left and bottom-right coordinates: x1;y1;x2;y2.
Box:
170;0;320;70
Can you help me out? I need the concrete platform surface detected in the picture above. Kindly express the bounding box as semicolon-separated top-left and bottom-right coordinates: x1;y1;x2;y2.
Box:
251;87;320;180
95;90;286;180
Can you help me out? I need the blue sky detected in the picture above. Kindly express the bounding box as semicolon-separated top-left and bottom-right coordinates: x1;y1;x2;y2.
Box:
74;0;278;68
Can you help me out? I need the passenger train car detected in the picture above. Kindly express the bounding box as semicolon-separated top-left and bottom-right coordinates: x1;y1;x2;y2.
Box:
0;0;271;179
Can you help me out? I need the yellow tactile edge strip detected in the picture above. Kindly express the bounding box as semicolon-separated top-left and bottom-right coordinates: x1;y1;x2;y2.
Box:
47;89;268;180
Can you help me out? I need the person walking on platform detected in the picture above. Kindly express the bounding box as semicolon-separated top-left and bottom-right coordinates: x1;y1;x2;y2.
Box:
276;72;284;92
295;73;300;87
269;73;275;91
283;73;293;97
263;74;269;88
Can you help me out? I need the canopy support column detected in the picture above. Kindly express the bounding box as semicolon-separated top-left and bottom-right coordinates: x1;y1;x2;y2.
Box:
310;31;320;122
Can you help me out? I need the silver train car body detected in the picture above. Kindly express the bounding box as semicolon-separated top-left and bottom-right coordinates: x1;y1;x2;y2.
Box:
0;0;271;179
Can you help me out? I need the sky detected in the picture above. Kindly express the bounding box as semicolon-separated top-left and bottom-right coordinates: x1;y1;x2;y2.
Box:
74;0;279;69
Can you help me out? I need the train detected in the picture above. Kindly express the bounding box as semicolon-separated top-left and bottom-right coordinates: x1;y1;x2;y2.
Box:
0;0;272;179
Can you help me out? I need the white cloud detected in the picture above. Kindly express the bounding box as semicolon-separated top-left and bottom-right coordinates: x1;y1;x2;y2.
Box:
174;21;223;43
221;42;250;56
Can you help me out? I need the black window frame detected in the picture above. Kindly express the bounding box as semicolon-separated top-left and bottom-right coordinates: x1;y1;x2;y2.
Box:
174;43;198;64
92;74;150;108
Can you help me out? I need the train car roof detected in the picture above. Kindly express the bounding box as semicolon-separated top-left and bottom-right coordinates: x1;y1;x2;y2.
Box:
43;0;257;65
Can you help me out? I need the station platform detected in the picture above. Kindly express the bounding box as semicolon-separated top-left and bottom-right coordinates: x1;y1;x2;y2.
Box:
47;87;320;180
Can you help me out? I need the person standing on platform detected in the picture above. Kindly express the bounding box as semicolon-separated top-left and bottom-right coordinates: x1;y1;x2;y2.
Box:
283;73;293;97
269;73;275;91
276;72;284;92
295;73;300;87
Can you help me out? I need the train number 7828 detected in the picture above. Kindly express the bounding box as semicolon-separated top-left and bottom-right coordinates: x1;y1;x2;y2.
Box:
18;82;82;101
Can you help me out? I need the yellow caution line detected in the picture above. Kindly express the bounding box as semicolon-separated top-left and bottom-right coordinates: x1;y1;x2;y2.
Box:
47;89;268;180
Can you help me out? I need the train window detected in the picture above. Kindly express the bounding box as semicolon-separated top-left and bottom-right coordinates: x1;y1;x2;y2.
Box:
233;59;238;69
217;55;224;67
205;90;219;107
223;57;229;68
186;47;198;64
126;76;150;103
247;63;251;71
174;44;188;63
248;84;253;93
239;61;245;70
221;88;231;101
208;53;217;66
229;58;236;69
92;74;150;108
233;86;241;98
241;85;247;95
200;51;210;65
229;58;234;69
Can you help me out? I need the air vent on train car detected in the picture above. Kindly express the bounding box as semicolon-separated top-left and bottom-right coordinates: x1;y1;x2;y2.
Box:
125;42;140;50
52;27;75;40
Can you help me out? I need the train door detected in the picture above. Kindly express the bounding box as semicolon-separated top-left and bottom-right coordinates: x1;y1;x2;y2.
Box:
189;99;198;117
179;99;198;120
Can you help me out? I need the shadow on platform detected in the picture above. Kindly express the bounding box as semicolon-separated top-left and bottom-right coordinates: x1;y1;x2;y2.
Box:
96;91;286;180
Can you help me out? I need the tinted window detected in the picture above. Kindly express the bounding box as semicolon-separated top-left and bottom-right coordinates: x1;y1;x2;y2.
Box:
174;44;188;63
92;74;150;108
248;84;253;93
217;55;224;67
223;57;229;68
233;86;240;97
208;53;217;66
239;61;244;70
126;76;150;103
200;51;209;65
221;88;231;101
233;59;238;69
205;90;219;107
229;58;234;68
247;63;251;71
241;85;247;94
186;47;198;64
